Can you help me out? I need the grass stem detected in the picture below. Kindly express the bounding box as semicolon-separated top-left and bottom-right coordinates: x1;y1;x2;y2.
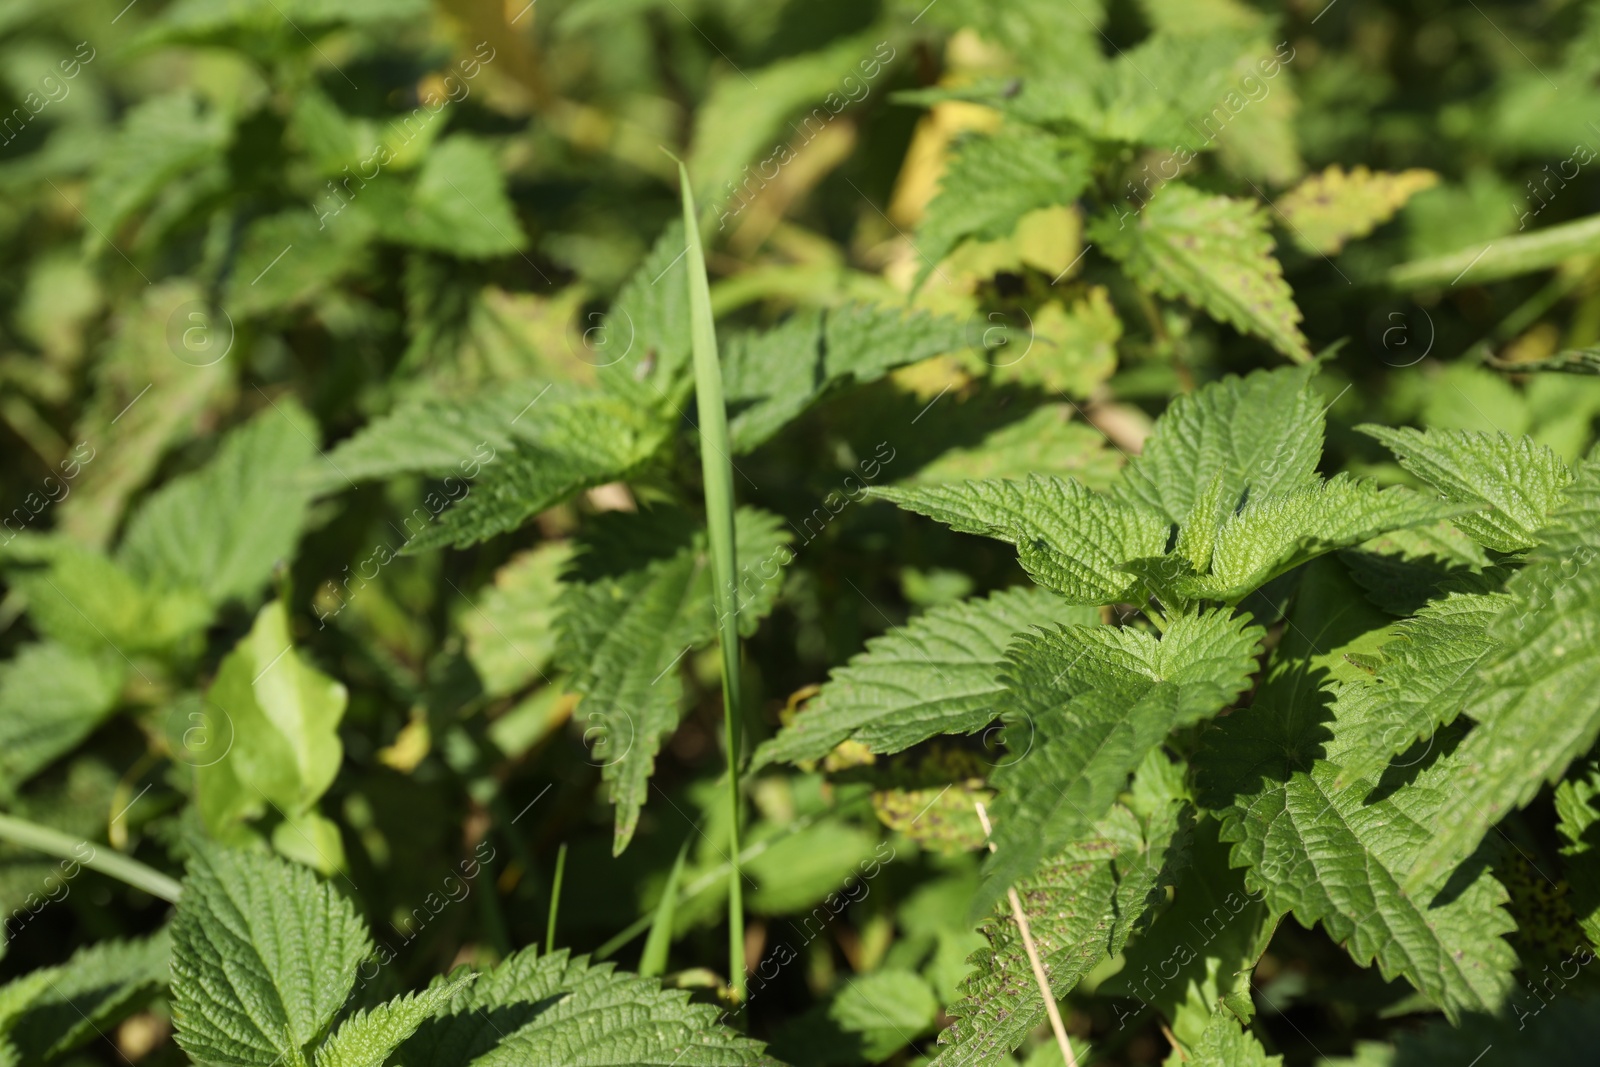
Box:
0;812;182;903
546;841;567;953
675;156;747;1001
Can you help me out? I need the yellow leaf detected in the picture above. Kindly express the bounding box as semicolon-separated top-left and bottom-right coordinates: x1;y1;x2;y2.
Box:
1278;165;1439;255
378;706;431;773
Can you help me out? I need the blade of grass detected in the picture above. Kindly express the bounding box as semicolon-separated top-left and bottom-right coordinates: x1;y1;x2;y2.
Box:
639;837;692;978
546;841;567;953
1389;211;1600;288
593;812;821;961
675;155;747;1001
0;811;182;903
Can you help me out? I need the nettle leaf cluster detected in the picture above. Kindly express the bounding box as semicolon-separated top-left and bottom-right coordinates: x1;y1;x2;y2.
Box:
758;363;1600;1062
8;0;1600;1064
311;219;986;854
0;842;764;1067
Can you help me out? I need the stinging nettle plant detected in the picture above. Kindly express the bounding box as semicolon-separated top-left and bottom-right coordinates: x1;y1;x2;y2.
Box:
6;0;1600;1065
753;359;1600;1063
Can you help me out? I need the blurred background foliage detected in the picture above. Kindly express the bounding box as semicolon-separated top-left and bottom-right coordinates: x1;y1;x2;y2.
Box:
3;0;1600;1063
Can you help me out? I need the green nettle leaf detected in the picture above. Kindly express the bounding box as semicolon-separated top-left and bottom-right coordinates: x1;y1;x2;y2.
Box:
227;209;373;316
461;542;572;697
607;220;692;385
0;968;49;1067
556;508;790;854
314;976;476;1067
1169;475;1469;603
1173;468;1235;574
1210;756;1517;1020
307;381;541;490
687;32;893;203
9;930;170;1064
976;609;1262;912
288;87;366;175
1333;589;1510;785
870;475;1170;604
196;600;350;865
392;947;774;1066
171;846;373;1067
118;400;318;607
1340;521;1492;617
57;280;233;548
85;90;231;237
1113;364;1324;524
1090;182;1310;362
1555;758;1600;946
363;137;527;258
403;390;675;552
914;124;1092;284
722;313;823;454
1361;425;1573;552
816;301;972;384
1405;455;1600;891
1324;995;1600;1066
932;762;1184;1066
1104;817;1276;1052
1166;1012;1281;1067
1275;165;1439;255
0;535;212;654
826;969;940;1061
906;405;1122;489
1197;561;1518;1022
0;642;124;796
753;585;1098;769
723;302;971;453
987;28;1258;145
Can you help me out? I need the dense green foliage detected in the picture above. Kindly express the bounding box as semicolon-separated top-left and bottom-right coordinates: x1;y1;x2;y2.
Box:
5;0;1600;1064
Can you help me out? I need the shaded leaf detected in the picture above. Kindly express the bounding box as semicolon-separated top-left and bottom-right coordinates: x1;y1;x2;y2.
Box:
402;390;674;552
461;543;571;697
11;930;170;1064
931;760;1184;1066
0;642;124;796
1197;562;1518;1022
118;400;318;607
558;508;789;854
977;609;1262;913
393;947;774;1066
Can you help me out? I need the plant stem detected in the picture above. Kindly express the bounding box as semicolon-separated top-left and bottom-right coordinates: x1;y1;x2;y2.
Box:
1390;211;1600;289
594;813;820;961
974;801;1080;1067
0;812;182;903
675;156;747;1001
639;837;691;978
546;842;567;953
